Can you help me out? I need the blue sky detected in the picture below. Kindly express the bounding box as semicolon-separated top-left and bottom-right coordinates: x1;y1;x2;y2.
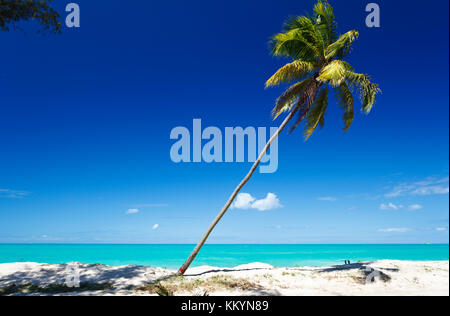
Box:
0;0;448;244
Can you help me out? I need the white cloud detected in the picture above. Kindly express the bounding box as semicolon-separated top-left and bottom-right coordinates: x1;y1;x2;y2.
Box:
0;189;29;199
380;203;422;211
436;227;447;231
126;208;139;214
386;177;449;197
412;186;449;195
232;193;282;211
378;228;411;233
152;224;159;230
408;204;423;211
379;202;403;211
251;193;282;211
232;193;255;209
132;204;168;208
318;197;337;201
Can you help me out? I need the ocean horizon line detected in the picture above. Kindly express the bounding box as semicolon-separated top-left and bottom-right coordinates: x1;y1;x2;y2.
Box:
0;243;448;246
1;244;448;269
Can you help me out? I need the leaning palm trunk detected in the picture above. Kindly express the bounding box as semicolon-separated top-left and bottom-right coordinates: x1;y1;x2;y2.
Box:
177;107;299;275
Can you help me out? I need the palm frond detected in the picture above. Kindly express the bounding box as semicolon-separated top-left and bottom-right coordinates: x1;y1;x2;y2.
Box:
271;27;322;62
266;60;315;87
284;15;315;32
272;78;312;119
283;16;327;59
325;30;359;60
289;80;322;133
317;60;353;87
313;0;337;46
335;82;354;131
346;72;380;113
304;88;329;139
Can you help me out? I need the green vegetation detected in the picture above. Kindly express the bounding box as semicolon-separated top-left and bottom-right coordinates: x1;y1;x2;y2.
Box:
137;275;264;295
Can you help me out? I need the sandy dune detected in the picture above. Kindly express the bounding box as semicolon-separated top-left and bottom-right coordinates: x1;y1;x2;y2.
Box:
0;260;448;296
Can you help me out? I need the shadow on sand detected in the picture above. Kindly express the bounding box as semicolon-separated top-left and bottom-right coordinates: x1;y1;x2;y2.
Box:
1;261;398;295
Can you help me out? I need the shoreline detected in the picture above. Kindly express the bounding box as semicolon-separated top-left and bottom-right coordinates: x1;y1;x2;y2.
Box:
1;244;448;269
1;260;448;296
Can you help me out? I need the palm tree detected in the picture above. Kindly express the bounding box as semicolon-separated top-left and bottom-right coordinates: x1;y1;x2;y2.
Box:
178;0;380;275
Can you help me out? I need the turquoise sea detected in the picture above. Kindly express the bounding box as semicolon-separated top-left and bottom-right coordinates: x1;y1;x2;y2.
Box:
0;244;448;269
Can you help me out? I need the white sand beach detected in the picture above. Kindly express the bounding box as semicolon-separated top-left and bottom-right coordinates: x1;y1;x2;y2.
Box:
0;260;448;296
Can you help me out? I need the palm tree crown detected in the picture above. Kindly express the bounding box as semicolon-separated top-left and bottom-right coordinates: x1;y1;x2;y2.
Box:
266;0;380;140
